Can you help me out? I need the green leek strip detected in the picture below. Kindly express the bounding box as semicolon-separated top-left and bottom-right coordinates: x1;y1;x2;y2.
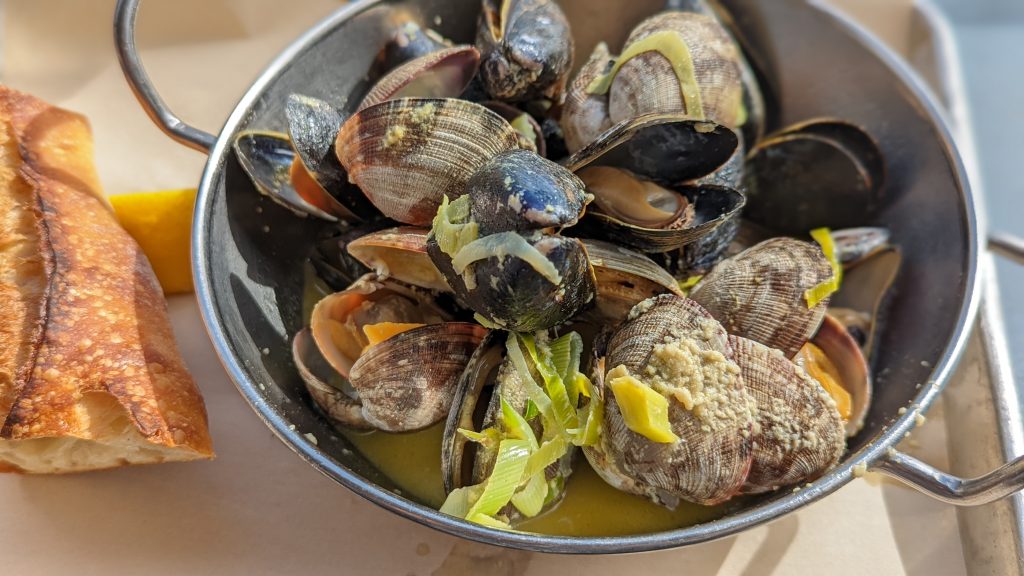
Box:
473;312;505;330
548;332;585;406
574;373;593;400
458;426;501;447
431;195;479;258
500;398;539;450
452;232;563;286
547;333;574;382
523;400;540;421
804;227;843;308
523;435;569;479
438;483;473;516
678;275;703;296
522;334;579;433
544;476;565;506
466;439;532;518
467;512;513;530
586;30;706;120
574;394;604;447
505;333;557;432
510;471;549;518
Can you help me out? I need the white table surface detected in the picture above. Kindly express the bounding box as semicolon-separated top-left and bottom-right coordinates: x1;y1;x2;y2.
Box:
0;1;972;574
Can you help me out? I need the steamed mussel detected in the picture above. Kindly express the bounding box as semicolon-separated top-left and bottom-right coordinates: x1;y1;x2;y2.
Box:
234;0;902;534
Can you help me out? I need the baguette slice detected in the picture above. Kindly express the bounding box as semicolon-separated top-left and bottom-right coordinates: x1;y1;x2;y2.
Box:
0;85;213;473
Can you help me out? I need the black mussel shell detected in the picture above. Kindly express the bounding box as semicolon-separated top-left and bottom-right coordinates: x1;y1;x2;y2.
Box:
476;0;575;103
468;149;588;235
427;233;596;332
565;113;740;185
285;94;380;221
574;184;745;254
373;20;452;74
743;131;876;234
780;119;885;191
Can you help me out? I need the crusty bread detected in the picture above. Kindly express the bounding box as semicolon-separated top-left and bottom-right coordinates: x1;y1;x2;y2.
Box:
0;86;213;473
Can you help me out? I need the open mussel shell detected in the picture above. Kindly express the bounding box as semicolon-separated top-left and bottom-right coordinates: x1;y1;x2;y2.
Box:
605;12;744;130
743;121;884;234
830;246;901;362
805;315;873;437
347;227;451;293
780;118;885;190
335;97;523;226
564;113;739;185
579;182;745;254
351;322;489;432
359;45;481;110
482;101;545;155
729;335;846;494
690;237;833;359
285;95;379;221
442;332;507;492
562;42;614;154
292;328;373;430
587;295;754;507
582;239;683;321
427;233;597;333
468;149;588;235
476;0;575;103
233;130;343;221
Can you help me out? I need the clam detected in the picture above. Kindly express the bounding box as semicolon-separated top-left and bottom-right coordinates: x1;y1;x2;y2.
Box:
796;314;873;437
743;119;885;234
359;45;481;109
689;237;834;359
335;97;524;226
347;227;451;293
592;11;744;130
286;95;379;221
585;295;755;507
476;0;575;103
562;42;615;154
427;149;596;332
582;239;684;321
305;274;487;431
292;328;373;430
730;335;846;493
233;130;351;221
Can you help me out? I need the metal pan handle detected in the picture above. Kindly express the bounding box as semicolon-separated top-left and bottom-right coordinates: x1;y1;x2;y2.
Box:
870;231;1024;505
113;0;216;153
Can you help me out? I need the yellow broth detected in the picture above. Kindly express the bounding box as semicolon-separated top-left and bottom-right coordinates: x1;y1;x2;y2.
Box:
341;424;730;536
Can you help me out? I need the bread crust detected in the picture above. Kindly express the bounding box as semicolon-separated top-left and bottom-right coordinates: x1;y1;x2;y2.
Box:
0;86;213;473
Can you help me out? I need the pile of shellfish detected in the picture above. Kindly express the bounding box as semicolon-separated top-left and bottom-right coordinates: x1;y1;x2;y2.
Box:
236;0;900;529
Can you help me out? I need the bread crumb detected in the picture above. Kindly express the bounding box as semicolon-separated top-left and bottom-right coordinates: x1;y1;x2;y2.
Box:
852;463;867;477
304;433;318;445
898;407;907;415
914;413;926;427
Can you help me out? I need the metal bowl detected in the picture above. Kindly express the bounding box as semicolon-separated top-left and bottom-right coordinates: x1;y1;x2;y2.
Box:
115;0;1024;553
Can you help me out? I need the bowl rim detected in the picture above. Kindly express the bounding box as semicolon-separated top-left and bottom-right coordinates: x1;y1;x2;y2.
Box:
191;0;981;554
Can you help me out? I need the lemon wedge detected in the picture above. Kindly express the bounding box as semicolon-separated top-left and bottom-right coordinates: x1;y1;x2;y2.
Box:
109;188;195;294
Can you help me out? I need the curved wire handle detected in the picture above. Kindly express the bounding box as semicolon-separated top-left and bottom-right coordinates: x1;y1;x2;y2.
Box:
113;0;216;153
871;232;1024;505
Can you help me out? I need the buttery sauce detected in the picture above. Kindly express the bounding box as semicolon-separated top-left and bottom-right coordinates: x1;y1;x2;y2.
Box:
303;265;730;536
341;424;730;536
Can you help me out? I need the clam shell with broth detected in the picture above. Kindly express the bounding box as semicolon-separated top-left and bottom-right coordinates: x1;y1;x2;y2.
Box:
689;237;834;359
585;295;755;507
800;314;873;437
307;274;487;431
335;97;524;226
347;227;451;293
729;335;846;494
476;0;575;103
